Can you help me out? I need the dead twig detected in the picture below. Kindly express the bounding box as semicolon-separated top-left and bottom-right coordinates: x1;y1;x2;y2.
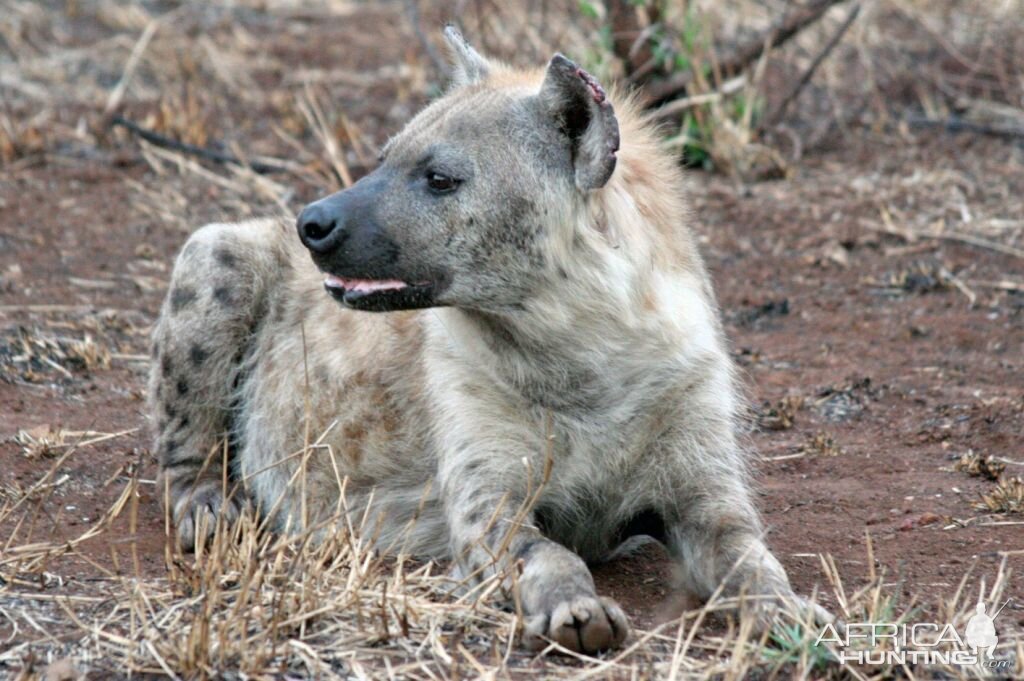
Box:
938;265;977;306
867;221;1024;261
103;20;159;117
763;2;861;129
645;75;746;122
109;116;288;175
968;279;1024;293
905;115;1024;141
930;232;1024;261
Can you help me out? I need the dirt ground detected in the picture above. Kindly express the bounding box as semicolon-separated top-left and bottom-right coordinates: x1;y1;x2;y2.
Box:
1;1;1023;678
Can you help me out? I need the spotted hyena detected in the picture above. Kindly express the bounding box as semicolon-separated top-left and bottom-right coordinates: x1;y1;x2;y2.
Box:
149;27;828;653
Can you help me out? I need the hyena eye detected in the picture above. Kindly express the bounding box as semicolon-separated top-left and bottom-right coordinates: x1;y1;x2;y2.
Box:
426;171;460;194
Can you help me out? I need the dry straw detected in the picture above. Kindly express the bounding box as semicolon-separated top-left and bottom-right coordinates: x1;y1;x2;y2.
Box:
2;423;1020;679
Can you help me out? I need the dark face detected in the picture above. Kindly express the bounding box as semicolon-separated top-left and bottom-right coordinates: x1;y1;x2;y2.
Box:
296;89;571;313
296;167;449;312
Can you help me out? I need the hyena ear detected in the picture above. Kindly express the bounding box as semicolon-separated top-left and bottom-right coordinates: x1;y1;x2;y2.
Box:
442;24;491;88
538;54;620;191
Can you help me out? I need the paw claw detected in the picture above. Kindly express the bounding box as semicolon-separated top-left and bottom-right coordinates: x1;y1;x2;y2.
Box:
172;483;247;551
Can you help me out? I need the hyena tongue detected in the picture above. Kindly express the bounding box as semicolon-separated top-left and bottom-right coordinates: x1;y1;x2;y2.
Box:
324;274;408;293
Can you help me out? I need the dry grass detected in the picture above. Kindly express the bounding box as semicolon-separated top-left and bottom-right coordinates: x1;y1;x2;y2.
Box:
955;451;1024;516
13;426;70;460
976;478;1024;516
801;431;845;458
757;395;804;431
954;450;1007;482
0;327;112;383
1;441;1020;680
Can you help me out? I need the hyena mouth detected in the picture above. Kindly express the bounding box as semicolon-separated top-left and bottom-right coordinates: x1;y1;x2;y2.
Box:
323;273;436;312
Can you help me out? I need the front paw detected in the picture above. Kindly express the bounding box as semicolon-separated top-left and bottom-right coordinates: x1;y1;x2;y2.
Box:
172;481;247;551
523;595;630;654
748;591;837;634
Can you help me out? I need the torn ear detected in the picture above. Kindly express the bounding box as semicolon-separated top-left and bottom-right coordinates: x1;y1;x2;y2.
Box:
538;54;620;191
442;24;491;88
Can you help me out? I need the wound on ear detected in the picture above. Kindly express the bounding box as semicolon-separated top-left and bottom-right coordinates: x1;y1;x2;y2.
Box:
575;67;606;104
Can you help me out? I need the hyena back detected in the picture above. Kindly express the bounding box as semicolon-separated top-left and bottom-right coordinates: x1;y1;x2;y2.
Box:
150;27;828;653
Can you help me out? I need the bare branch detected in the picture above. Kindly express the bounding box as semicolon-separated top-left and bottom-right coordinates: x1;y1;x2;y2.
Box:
763;2;862;129
644;0;851;105
109;116;289;175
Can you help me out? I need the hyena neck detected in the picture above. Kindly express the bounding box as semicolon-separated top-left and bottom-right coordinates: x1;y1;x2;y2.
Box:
436;181;720;413
448;308;616;412
447;288;681;414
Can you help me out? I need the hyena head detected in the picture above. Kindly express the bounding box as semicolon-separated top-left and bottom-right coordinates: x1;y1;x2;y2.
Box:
296;26;619;313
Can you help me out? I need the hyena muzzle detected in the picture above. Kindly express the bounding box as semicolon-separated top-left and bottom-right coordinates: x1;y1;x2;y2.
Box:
149;27;831;654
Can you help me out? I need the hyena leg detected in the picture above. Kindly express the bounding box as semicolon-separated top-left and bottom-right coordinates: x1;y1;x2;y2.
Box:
149;218;289;549
439;450;628;653
664;478;832;627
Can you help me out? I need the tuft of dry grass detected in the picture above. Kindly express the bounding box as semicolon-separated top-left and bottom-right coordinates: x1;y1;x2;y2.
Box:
0;328;112;383
13;426;69;460
64;335;112;372
976;477;1024;515
757;395;804;431
869;260;955;295
954;450;1007;482
801;431;845;457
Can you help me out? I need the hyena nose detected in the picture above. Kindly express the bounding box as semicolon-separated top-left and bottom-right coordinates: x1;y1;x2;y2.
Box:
296;202;346;254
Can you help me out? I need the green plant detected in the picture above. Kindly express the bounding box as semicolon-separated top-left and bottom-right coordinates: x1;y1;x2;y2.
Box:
765;621;836;672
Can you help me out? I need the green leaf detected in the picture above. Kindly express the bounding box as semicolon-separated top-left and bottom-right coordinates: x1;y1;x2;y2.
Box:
578;0;600;20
